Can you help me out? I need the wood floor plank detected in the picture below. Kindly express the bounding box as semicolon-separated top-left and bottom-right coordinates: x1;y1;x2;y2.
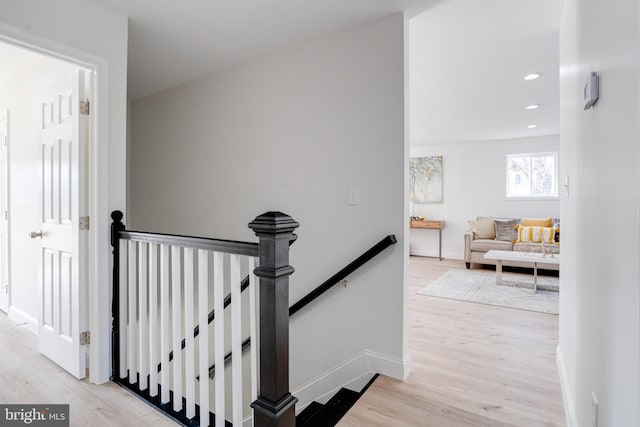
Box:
0;316;179;426
0;256;566;426
339;257;566;427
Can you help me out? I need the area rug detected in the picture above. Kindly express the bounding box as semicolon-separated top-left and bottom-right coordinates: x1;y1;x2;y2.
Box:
418;269;559;314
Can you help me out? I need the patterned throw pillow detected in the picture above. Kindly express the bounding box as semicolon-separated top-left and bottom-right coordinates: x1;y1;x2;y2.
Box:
468;217;496;239
516;225;559;244
494;219;520;242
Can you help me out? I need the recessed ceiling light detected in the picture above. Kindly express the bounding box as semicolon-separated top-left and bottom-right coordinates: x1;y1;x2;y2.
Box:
526;104;540;110
528;124;537;129
524;73;542;81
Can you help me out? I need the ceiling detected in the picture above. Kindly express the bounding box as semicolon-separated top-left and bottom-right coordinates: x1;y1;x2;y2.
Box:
0;42;43;83
88;0;442;100
3;0;560;144
410;0;563;145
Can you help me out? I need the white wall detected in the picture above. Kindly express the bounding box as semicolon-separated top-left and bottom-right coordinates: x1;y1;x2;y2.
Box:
559;0;640;425
0;57;78;328
0;0;128;384
130;13;408;399
0;0;128;211
410;135;560;259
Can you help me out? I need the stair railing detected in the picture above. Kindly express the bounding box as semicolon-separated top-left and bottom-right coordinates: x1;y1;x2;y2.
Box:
111;210;299;427
165;235;296;371
289;234;397;316
206;234;398;379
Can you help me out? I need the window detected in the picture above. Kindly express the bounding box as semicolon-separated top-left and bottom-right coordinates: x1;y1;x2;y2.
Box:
506;152;558;198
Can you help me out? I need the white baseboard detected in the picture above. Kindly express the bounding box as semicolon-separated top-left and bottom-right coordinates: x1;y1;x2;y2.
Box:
365;349;410;380
293;350;370;411
409;249;463;260
9;305;38;335
556;345;577;427
293;349;410;412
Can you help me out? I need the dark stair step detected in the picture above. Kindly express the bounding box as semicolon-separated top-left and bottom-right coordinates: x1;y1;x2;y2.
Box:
296;374;379;427
320;388;360;425
296;401;327;426
296;388;360;427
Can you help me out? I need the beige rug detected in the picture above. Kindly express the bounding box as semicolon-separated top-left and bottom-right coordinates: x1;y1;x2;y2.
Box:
418;269;559;314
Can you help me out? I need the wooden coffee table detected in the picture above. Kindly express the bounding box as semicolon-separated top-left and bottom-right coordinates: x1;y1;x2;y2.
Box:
484;250;560;292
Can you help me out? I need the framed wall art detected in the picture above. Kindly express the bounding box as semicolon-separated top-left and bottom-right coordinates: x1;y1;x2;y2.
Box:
410;156;443;204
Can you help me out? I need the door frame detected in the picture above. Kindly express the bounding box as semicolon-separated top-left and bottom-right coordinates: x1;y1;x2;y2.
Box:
0;109;9;315
0;24;111;384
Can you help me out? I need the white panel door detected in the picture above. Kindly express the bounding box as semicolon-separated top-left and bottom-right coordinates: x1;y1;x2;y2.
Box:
0;110;8;314
37;70;88;379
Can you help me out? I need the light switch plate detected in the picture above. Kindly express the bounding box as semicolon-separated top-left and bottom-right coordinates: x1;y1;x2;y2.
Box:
348;186;360;206
584;72;599;110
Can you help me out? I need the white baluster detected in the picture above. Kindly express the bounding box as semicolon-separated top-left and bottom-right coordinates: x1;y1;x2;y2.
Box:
249;257;258;402
184;248;196;419
213;251;225;427
118;240;128;379
230;254;242;427
198;249;210;427
160;244;170;403
172;246;183;411
149;243;159;397
128;241;138;384
138;242;149;390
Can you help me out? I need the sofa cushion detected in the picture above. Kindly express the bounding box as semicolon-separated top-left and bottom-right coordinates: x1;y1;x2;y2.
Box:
468;217;496;239
522;217;552;227
470;239;513;252
494;218;520;241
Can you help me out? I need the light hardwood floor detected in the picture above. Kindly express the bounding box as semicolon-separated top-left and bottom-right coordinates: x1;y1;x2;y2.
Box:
0;313;179;426
0;257;565;426
338;256;566;427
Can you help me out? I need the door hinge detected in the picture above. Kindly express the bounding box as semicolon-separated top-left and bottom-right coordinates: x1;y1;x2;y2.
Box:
4;211;7;220
80;100;90;116
79;216;90;231
80;330;90;345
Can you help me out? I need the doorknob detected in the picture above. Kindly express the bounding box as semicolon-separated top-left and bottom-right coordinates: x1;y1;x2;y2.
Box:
29;230;43;239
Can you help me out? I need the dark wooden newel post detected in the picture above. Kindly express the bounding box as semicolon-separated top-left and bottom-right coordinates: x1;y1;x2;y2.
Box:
110;210;125;380
249;212;300;427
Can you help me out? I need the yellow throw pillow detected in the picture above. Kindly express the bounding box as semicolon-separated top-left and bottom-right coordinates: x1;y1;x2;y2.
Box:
468;217;496;239
522;217;553;227
516;225;559;243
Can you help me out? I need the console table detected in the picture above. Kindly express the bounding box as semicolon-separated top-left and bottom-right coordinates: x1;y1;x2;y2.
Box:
410;220;445;260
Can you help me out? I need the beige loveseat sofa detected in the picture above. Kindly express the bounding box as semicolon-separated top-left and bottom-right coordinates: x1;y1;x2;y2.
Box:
464;217;559;271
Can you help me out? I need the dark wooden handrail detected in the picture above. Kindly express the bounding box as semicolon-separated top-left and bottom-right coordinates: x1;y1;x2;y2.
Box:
157;275;251;372
119;230;259;257
289;234;397;316
204;234;397;378
198;337;252;380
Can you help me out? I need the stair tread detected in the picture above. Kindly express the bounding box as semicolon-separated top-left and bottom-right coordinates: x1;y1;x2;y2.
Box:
322;388;360;423
297;408;332;427
297;401;325;426
297;374;380;427
297;388;360;427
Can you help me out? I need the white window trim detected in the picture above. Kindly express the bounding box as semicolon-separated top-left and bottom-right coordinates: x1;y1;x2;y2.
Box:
505;151;559;200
